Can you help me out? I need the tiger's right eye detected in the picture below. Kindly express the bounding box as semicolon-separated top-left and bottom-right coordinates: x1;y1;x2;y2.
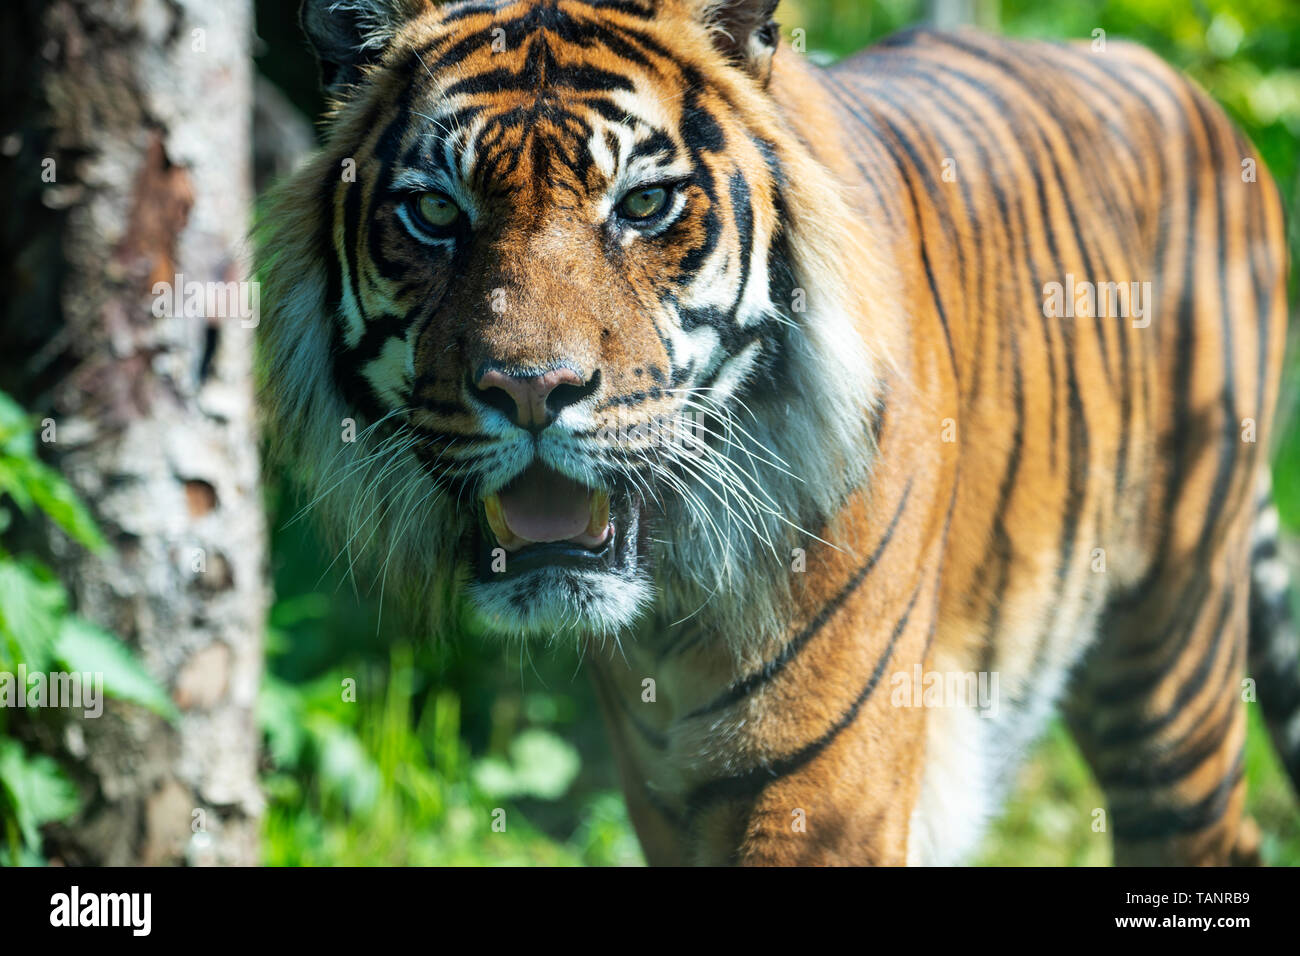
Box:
617;186;670;222
413;191;461;230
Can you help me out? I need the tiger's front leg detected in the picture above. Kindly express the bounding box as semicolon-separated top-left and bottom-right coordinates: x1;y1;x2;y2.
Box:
694;569;940;866
591;450;954;866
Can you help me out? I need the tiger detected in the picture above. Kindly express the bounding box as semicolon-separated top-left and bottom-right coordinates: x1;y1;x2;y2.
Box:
255;0;1298;866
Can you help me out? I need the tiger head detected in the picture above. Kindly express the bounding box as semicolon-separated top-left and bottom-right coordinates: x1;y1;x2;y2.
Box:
258;0;886;640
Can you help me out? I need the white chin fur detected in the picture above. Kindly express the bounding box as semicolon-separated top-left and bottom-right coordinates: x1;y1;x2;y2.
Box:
465;567;653;639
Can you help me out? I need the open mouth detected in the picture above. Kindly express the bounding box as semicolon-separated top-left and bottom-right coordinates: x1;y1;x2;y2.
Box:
475;464;640;580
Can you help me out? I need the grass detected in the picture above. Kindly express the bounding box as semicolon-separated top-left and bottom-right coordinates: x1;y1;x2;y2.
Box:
260;640;645;866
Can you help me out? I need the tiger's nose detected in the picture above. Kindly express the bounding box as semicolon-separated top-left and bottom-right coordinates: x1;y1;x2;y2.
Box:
474;366;597;431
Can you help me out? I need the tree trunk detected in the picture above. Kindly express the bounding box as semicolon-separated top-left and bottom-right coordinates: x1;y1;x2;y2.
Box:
0;0;265;865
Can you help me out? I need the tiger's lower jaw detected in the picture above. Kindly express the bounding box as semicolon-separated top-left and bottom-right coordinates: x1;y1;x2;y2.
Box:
463;490;653;638
464;567;653;638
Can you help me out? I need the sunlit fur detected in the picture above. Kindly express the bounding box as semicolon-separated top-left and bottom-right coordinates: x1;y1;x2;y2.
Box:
259;0;1297;866
257;0;885;645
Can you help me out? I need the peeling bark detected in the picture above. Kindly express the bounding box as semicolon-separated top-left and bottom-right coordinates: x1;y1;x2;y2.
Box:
1;0;265;865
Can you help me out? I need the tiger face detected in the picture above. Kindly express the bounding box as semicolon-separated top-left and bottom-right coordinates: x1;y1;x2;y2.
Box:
260;0;877;639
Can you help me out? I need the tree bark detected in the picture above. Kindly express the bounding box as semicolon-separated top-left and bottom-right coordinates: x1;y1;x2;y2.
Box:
0;0;265;865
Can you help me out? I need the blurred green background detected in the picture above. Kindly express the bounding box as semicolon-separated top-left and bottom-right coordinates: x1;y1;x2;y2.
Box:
250;0;1300;866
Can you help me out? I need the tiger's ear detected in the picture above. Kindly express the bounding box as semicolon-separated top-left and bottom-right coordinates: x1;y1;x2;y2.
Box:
689;0;782;82
300;0;430;93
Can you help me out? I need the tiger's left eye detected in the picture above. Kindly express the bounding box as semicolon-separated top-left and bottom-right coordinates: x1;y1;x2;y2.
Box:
617;186;669;221
413;191;461;229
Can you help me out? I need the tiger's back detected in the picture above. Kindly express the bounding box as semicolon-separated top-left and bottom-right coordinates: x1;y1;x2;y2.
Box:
607;26;1292;865
761;28;1291;864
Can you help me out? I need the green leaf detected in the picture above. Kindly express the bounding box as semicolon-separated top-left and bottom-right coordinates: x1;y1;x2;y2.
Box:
472;729;581;801
268;593;332;630
0;391;31;454
307;716;380;813
0;558;66;668
0;458;34;516
258;674;307;769
470;757;517;797
19;459;106;552
508;730;581;800
0;738;79;850
53;618;177;720
0;390;105;551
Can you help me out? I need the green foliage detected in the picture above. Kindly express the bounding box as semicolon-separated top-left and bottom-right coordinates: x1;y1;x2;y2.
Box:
0;739;78;861
260;480;645;865
472;729;581;801
53;620;178;720
0;389;172;864
0;392;104;553
0;559;65;671
259;623;642;865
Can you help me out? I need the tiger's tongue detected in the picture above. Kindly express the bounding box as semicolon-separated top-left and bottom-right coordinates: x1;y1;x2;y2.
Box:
498;467;592;543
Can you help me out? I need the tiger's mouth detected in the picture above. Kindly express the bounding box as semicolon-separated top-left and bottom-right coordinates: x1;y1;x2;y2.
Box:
473;463;641;581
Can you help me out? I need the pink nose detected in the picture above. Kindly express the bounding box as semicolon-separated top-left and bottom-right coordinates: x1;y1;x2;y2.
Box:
475;366;588;431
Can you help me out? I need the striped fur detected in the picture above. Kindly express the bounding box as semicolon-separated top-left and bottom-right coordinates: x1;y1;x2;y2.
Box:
257;1;1296;865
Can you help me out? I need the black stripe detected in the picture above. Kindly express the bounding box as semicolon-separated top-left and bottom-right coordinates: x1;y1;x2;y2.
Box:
1093;575;1217;700
684;581;924;819
865;57;1064;473
1098;60;1204;611
1190;89;1243;565
683;480;914;720
821;77;961;387
856;61;1027;648
1101;674;1239;789
1096;585;1236;747
907;35;1095;599
1110;748;1244;841
814;73;901;228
